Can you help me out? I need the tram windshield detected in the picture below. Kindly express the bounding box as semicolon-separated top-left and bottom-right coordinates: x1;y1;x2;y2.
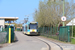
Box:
29;23;38;29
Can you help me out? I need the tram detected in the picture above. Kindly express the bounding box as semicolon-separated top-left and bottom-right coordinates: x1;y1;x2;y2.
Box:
22;22;38;35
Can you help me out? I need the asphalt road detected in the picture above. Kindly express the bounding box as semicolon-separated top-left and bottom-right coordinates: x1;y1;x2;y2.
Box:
1;31;48;50
1;31;75;50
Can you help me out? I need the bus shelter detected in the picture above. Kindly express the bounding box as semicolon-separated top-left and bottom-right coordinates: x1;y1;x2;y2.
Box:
0;17;18;43
0;17;18;29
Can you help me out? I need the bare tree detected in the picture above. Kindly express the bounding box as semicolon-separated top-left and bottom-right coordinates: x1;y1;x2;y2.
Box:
33;0;75;27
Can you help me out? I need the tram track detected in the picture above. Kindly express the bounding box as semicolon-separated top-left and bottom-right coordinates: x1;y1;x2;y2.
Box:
49;41;63;50
30;36;63;50
36;38;51;50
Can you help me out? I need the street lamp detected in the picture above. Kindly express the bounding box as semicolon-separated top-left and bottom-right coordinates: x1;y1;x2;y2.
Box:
62;0;65;26
25;15;29;23
63;0;65;16
23;15;29;32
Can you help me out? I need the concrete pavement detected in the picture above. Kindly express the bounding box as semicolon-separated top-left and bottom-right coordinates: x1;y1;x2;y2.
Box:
37;37;75;50
36;38;61;50
1;31;48;50
1;31;74;50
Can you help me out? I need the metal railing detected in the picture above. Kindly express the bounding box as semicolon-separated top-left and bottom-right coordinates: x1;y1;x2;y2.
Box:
38;26;71;42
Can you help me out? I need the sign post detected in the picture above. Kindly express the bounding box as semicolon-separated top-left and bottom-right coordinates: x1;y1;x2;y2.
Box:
62;0;65;26
61;16;66;26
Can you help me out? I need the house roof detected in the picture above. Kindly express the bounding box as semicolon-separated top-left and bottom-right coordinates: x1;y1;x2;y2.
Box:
66;18;75;26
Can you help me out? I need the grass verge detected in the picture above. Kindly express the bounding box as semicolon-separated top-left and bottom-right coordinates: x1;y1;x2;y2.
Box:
40;35;75;44
71;38;75;44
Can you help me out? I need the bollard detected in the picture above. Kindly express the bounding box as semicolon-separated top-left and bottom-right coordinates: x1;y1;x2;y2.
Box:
8;25;11;43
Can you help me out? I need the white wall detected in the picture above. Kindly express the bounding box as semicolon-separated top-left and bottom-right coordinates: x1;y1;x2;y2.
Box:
0;19;5;28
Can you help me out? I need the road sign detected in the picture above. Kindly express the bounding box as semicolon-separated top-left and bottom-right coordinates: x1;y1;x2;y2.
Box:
61;16;66;21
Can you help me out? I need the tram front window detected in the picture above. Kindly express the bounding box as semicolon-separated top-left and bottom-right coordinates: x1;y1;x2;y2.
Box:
29;23;37;29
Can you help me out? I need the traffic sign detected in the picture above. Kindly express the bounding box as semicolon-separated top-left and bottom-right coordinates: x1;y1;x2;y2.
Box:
61;16;66;21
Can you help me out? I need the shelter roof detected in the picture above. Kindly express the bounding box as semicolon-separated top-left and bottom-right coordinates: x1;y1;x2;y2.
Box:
0;17;18;21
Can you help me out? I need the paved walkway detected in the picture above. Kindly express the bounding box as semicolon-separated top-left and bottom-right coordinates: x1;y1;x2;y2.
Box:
38;36;75;50
1;31;47;50
1;31;75;50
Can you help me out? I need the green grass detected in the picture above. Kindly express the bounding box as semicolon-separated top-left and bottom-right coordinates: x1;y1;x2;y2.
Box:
41;34;59;40
74;35;75;37
41;33;75;44
71;38;75;44
41;35;75;44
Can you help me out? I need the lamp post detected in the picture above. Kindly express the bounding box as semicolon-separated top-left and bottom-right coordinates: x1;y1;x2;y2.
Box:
24;15;29;32
19;22;21;31
63;0;65;26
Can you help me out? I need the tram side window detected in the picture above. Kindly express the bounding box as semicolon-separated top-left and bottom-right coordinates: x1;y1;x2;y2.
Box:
25;26;27;31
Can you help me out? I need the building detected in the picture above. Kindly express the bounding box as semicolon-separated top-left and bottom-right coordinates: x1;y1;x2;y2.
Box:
66;18;75;26
0;17;18;29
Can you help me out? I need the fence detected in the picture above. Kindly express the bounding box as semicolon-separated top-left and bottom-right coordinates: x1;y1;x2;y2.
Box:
0;28;7;44
0;26;15;44
16;28;21;31
38;27;59;39
59;26;70;42
38;26;71;42
70;26;75;37
6;26;15;43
